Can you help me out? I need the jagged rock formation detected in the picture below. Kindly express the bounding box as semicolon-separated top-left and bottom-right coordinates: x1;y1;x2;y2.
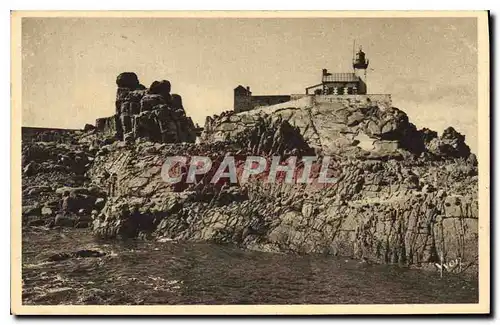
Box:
95;72;197;144
21;129;107;228
84;139;477;268
229;114;314;156
425;126;472;159
21;88;478;272
202;96;473;161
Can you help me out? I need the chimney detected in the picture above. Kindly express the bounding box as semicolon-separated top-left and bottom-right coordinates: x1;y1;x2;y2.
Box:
322;69;328;76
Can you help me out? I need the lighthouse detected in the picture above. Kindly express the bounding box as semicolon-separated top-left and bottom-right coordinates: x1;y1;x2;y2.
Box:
304;43;371;95
352;45;369;94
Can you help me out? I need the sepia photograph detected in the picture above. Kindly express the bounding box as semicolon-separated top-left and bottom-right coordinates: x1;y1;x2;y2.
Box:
10;11;490;315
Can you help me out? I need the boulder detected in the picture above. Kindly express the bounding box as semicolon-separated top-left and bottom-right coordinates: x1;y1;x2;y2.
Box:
22;205;41;217
41;207;53;217
116;72;140;89
83;124;95;132
148;80;171;99
421;184;435;193
419;127;438;143
95;198;106;209
426;127;471;159
46;249;106;262
23;161;38;176
54;214;76;227
467;153;478;166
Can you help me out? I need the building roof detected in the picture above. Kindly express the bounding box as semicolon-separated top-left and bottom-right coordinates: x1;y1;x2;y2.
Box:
322;72;360;83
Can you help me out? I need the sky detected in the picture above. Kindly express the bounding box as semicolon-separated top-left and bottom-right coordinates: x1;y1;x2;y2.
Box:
21;17;478;152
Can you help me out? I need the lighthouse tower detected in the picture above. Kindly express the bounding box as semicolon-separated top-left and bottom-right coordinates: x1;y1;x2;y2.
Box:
352;45;369;94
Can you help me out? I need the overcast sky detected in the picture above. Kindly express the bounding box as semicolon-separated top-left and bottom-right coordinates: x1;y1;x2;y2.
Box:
21;17;478;152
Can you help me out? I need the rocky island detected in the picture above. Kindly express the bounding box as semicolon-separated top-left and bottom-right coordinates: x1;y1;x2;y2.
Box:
22;72;478;272
15;12;488;310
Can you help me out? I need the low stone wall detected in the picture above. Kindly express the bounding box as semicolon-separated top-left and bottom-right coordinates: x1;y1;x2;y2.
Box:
251;95;291;108
251;94;392;113
251;95;314;113
315;94;392;110
290;94;310;101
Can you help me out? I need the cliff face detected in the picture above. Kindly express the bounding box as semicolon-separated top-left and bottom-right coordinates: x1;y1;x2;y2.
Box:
85;140;477;267
21;78;478;272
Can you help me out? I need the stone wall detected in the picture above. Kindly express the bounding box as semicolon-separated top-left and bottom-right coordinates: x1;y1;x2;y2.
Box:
235;94;292;113
315;94;392;110
290;94;310;100
251;95;314;112
251;95;291;108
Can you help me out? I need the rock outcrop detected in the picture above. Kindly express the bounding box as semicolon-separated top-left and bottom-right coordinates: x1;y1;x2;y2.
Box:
95;73;197;144
21;129;108;228
425;126;472;159
202;95;473;161
86;129;477;269
21;81;479;273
